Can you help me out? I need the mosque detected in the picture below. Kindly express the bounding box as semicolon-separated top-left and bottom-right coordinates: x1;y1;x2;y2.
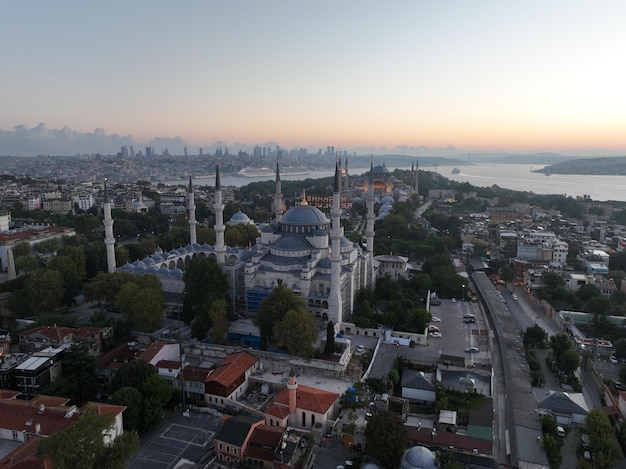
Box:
104;159;419;332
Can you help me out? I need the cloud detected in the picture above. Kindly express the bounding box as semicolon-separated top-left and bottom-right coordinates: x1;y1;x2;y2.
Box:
0;124;146;156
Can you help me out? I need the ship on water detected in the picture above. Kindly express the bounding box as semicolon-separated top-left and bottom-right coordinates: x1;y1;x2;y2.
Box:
451;168;461;174
237;167;310;177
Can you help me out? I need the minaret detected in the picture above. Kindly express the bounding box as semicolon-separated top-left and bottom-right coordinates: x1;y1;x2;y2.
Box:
343;157;349;192
274;160;283;222
329;160;343;330
287;367;298;426
213;165;226;265
103;178;116;273
365;157;375;254
410;160;415;189
413;158;419;194
7;248;16;281
187;176;197;245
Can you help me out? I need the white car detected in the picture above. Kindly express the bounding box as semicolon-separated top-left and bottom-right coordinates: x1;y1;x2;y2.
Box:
610;355;618;364
356;345;364;354
465;346;479;353
451;298;456;303
431;316;441;322
430;332;442;338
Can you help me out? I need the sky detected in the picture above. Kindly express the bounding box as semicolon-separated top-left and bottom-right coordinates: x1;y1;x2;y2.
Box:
2;1;626;156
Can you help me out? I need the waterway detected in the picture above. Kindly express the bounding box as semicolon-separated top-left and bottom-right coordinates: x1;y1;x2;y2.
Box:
176;162;626;202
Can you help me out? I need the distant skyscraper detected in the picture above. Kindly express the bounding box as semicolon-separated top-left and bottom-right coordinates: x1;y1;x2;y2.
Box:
129;145;135;157
145;146;154;158
120;146;129;158
184;147;188;157
199;148;203;156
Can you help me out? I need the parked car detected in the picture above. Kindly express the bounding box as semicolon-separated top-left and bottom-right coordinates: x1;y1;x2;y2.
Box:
463;313;475;319
428;325;440;333
430;300;441;306
451;298;456;303
430;332;442;338
464;318;476;324
356;345;365;354
431;316;441;322
465;346;479;353
556;426;566;437
610;355;618;364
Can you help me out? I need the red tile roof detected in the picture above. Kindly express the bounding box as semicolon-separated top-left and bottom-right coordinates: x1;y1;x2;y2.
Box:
83;402;126;416
30;396;71;407
138;342;177;364
249;425;284;447
95;342;137;368
265;404;290;419
207;351;258;387
408;427;492;455
20;326;74;341
0;390;20;400
155;360;181;370
182;365;213;383
0;226;73;245
0;400;79;436
274;384;339;414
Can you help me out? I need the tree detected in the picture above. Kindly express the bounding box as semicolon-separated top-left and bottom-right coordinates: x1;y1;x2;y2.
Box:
324;321;336;355
577;284;601;301
541;433;561;468
23;269;65;313
48;255;86;308
364;410;408;469
439;452;461;469
584;409;620;469
112;386;143;432
183;257;228;319
523;324;546;348
615;338;626;360
541;415;558;437
38;411;139;469
558;349;581;375
549;333;572;362
111;360;171;433
15;255;39;275
273;309;318;357
208;299;230;345
111;360;156;392
42;343;97;405
257;284;308;350
114;275;164;332
12;242;32;258
586;296;611;316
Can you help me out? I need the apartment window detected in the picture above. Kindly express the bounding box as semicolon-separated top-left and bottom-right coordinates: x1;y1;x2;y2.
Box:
12;431;19;440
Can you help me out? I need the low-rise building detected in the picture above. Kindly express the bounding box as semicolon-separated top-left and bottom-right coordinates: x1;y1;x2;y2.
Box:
205;351;259;406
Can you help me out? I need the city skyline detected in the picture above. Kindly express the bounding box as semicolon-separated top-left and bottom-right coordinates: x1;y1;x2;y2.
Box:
2;1;626;155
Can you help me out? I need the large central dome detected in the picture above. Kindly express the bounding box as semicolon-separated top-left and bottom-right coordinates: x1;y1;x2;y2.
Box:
280;204;329;226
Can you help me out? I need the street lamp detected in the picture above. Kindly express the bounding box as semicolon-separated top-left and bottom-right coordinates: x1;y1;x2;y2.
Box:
462;284;466;301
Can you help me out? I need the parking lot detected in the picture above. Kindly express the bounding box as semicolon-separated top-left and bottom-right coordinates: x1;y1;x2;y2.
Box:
400;299;491;366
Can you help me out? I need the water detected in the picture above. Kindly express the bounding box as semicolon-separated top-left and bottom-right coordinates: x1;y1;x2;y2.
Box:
175;162;626;202
438;163;626;202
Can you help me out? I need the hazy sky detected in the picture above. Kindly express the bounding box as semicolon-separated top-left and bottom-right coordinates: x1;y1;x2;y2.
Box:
2;1;626;153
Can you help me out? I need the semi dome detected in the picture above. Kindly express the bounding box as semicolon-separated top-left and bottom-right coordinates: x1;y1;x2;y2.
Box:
281;204;329;226
401;446;437;469
381;195;395;204
272;236;311;251
230;211;251;222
